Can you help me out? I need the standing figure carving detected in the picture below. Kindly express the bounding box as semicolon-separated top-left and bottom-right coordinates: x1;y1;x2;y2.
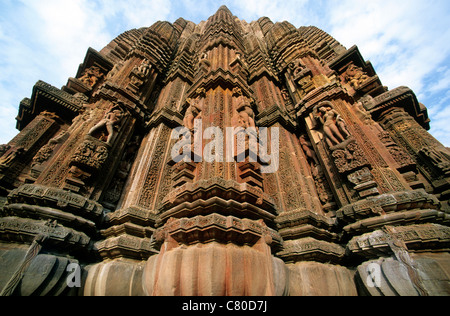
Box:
198;52;211;74
231;87;256;129
184;88;206;132
300;135;319;167
184;98;203;131
236;97;256;129
314;101;351;147
88;104;125;145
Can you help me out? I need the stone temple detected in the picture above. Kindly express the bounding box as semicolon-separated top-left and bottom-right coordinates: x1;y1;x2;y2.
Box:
0;6;449;296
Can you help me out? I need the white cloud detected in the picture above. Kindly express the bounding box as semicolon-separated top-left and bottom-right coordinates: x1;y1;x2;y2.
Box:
328;0;434;89
94;0;173;31
0;0;110;144
428;67;450;94
17;0;112;83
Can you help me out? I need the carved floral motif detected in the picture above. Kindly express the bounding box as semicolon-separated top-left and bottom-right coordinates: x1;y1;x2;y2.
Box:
332;141;369;174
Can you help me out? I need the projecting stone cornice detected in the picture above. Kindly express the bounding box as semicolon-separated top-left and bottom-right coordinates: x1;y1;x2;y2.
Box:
75;47;114;80
256;104;297;132
295;81;349;118
16;81;84;131
363;86;431;130
146;107;184;129
329;45;376;76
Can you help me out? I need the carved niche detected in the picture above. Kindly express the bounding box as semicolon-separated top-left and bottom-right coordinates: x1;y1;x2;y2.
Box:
312;101;369;175
183;88;206;131
197;52;211;75
299;134;335;211
231;87;257;129
229;51;249;79
66;101;125;191
103;135;141;208
288;58;314;98
170;88;207;188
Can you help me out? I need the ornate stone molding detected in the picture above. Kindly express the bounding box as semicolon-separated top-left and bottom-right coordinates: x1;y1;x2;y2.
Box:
154;213;281;249
17;81;83;131
277;237;345;264
347;224;450;258
0;217;92;252
8;184;105;224
337;189;440;225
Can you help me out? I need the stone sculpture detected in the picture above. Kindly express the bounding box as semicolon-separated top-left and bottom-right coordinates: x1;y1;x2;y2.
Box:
88;104;125;145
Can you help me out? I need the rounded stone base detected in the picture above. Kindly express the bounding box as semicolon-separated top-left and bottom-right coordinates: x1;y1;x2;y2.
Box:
356;252;450;296
83;259;145;296
286;261;357;296
143;242;282;296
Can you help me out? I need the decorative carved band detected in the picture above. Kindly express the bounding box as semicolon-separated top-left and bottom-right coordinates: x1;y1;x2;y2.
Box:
154;213;281;249
347;224;450;258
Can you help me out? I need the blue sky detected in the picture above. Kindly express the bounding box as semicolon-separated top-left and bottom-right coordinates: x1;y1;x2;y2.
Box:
1;0;450;146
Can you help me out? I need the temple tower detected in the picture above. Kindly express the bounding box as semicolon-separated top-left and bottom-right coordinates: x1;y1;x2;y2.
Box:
0;6;449;296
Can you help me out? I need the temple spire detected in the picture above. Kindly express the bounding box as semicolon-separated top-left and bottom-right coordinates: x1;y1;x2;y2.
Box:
207;4;235;23
216;5;233;15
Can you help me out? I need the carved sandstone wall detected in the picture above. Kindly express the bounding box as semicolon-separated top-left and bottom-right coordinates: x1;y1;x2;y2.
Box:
0;6;449;296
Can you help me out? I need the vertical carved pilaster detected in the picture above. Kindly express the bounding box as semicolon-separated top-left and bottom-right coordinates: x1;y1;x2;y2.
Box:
379;107;450;207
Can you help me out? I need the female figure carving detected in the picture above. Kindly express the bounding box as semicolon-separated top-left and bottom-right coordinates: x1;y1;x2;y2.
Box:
314;102;350;147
